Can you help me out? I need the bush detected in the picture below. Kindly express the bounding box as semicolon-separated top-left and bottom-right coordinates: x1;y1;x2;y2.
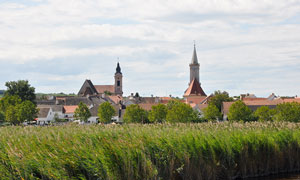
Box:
203;104;222;122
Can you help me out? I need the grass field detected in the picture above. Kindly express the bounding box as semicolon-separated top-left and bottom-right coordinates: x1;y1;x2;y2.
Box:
1;122;300;179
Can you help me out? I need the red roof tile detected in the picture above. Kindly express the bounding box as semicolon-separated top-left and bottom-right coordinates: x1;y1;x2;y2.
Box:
63;105;78;114
94;85;114;94
184;78;206;96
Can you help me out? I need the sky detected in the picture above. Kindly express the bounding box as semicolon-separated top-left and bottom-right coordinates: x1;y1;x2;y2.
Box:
0;0;300;97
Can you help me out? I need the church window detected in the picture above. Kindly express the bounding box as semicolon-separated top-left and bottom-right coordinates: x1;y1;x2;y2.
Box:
117;81;120;86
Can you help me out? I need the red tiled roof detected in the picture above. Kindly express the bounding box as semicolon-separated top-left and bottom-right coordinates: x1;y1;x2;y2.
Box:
108;95;123;104
94;85;114;94
63;105;78;114
184;78;206;96
243;98;268;101
139;103;160;111
185;96;207;104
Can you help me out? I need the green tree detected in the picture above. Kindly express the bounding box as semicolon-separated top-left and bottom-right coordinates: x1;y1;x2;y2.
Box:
254;106;275;122
123;104;148;123
5;106;18;125
98;102;116;123
148;104;167;123
273;102;300;122
5;80;36;103
74;102;91;122
0;111;5;123
0;95;22;112
203;104;222;122
16;100;38;123
228;100;253;122
209;90;234;112
166;100;198;123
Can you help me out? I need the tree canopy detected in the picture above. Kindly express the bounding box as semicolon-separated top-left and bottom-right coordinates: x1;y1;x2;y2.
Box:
5;80;36;103
74;102;91;122
166;100;198;123
123;104;148;123
98;102;116;123
228;100;253;122
148;104;167;123
254;106;275;122
203;104;222;122
273;102;300;122
209;90;233;112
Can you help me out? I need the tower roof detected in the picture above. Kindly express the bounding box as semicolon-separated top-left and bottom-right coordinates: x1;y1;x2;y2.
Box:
191;44;199;65
116;62;122;74
184;78;206;97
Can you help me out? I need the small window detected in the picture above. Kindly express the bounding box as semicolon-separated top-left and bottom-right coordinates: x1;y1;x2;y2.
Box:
117;81;120;86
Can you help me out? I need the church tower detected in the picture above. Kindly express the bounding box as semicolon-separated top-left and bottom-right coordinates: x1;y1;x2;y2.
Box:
114;62;123;96
190;44;200;84
184;44;206;97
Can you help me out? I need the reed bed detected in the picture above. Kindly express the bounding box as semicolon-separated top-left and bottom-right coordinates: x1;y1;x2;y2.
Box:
0;122;300;180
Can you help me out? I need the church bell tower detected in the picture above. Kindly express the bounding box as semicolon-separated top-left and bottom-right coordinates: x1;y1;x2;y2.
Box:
114;62;123;96
190;44;200;84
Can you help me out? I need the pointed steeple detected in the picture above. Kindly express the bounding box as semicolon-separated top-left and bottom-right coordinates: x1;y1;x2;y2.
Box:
191;43;199;64
116;62;122;74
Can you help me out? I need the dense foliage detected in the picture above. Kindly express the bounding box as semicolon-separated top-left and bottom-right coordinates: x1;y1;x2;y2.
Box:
203;104;222;122
97;102;116;123
5;80;36;103
0;95;37;125
209;90;233;111
166;100;199;123
254;106;275;122
74;102;91;122
228;100;253;122
273;102;300;122
123;104;148;123
148;103;167;123
0;122;300;179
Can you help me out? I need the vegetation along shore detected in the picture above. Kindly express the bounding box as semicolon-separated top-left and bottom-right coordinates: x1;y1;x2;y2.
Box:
1;122;300;179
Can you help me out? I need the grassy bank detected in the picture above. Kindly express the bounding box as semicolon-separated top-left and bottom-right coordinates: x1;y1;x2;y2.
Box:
1;122;300;179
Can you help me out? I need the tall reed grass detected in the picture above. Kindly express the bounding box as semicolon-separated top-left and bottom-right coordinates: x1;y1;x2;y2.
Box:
0;122;300;179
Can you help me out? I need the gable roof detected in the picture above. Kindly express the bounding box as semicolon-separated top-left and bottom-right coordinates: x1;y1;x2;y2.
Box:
38;108;51;118
94;85;115;94
78;80;98;96
63;105;78;114
184;78;206;96
108;95;123;104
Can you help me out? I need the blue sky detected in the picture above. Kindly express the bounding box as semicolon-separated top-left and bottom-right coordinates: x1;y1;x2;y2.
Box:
0;0;300;97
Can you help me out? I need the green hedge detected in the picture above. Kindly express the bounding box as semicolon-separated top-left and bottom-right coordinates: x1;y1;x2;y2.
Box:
0;122;300;179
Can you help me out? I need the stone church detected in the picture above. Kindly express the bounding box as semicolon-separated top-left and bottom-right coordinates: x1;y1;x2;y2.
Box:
78;62;123;97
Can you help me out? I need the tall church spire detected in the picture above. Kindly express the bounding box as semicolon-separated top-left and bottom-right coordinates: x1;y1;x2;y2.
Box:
191;43;199;64
189;43;200;83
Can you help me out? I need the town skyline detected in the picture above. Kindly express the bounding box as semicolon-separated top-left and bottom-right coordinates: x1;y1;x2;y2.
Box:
0;0;300;97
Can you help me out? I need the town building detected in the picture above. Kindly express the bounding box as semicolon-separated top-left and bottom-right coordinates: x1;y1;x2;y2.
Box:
183;44;207;107
78;62;123;97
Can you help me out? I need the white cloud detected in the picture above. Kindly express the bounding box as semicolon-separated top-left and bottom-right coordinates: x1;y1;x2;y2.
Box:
0;0;300;97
